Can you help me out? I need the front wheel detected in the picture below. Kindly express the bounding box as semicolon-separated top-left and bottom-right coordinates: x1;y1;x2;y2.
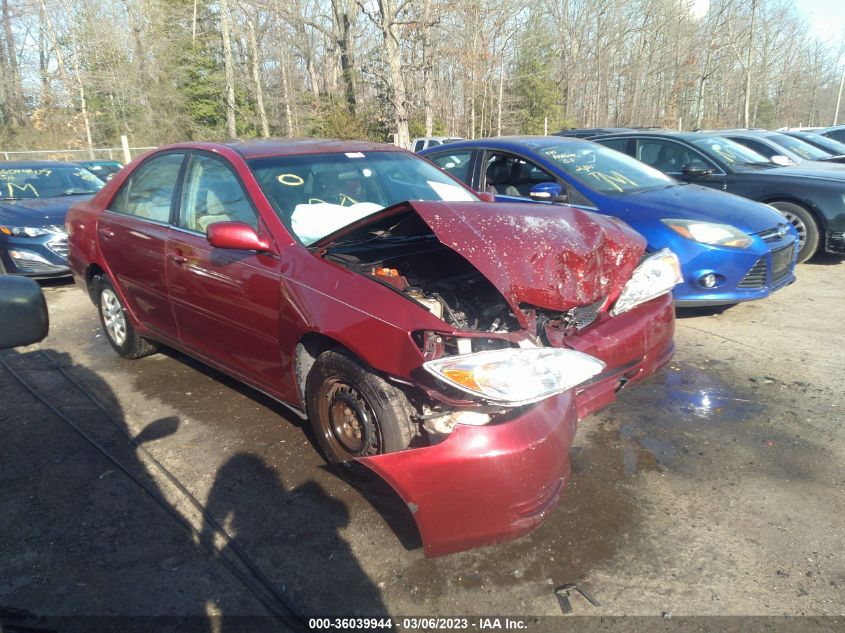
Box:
769;201;819;263
305;350;414;471
96;277;158;359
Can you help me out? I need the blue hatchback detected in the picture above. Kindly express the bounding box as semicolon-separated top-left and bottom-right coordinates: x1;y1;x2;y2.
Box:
421;136;798;307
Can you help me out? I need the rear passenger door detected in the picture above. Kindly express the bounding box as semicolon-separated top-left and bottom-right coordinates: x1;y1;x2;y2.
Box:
166;152;284;390
98;151;185;340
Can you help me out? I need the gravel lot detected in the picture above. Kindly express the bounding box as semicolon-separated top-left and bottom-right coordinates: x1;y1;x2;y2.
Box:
1;255;843;630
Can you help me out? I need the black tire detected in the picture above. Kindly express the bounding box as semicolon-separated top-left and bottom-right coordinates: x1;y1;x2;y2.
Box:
305;350;414;469
769;201;819;263
95;276;158;359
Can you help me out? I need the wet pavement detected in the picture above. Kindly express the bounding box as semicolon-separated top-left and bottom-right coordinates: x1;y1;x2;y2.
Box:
2;256;844;624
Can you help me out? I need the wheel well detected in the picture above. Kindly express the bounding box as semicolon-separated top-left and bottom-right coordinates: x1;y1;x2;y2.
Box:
85;264;106;303
295;333;349;409
763;197;824;229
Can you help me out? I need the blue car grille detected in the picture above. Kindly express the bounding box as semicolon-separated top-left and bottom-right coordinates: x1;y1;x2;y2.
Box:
770;244;794;284
738;257;767;288
756;224;790;243
738;244;794;289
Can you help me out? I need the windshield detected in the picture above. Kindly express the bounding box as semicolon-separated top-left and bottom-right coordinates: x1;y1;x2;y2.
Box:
0;165;105;199
535;142;674;195
248;151;477;245
794;132;845;155
690;136;771;166
768;133;833;161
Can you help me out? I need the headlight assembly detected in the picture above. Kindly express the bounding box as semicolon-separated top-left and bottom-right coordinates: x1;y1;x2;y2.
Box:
610;248;682;316
0;226;53;238
661;218;752;248
423;347;606;407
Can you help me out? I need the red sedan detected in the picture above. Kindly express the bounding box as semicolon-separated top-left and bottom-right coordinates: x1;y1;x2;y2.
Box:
66;139;678;557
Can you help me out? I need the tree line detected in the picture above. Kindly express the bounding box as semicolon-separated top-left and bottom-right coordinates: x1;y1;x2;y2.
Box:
0;0;842;153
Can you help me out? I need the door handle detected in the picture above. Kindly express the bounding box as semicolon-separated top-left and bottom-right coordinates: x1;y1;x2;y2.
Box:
98;228;115;239
168;254;188;264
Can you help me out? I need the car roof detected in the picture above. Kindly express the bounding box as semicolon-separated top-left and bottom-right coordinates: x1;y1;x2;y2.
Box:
713;129;782;138
592;130;704;141
427;135;595;149
0;160;86;168
158;138;406;160
819;125;845;133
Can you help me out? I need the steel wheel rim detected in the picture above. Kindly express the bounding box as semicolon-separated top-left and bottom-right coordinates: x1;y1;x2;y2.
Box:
101;288;127;346
777;208;807;248
318;380;381;459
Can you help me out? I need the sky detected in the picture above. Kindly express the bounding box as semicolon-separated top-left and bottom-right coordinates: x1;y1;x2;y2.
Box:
785;0;845;44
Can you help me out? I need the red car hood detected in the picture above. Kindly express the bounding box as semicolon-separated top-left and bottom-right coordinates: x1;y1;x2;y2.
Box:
316;199;646;319
409;200;644;314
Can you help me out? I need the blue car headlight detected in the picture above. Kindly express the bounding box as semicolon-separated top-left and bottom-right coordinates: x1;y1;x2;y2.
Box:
0;226;53;238
610;248;682;316
661;218;752;248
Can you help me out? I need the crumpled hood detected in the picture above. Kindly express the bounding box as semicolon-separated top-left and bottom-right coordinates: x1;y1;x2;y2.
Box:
0;195;91;228
406;200;645;313
614;184;785;234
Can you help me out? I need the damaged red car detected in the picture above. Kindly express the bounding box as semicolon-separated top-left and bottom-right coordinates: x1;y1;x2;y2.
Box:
66;140;678;557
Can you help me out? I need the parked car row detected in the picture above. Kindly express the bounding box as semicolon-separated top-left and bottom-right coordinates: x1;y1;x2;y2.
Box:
420;136;798;306
2;130;839;558
555;127;845;261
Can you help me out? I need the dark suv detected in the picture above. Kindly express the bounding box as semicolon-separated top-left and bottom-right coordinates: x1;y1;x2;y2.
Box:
592;131;845;261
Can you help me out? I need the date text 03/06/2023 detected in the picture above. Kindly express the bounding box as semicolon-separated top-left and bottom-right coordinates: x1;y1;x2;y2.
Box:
307;617;530;630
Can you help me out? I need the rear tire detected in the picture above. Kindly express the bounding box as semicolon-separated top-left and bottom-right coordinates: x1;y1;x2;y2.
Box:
769;201;819;263
305;350;414;476
96;277;158;359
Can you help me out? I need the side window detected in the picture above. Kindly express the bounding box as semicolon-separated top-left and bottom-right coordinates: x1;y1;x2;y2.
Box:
566;185;595;208
729;137;774;159
598;137;630;153
413;140;425;152
484;152;557;198
636;140;696;173
179;154;258;233
428;151;474;184
826;129;845;143
110;153;184;222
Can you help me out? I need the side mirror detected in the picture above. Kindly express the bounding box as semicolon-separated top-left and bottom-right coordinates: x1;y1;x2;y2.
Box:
771;155;793;166
0;276;49;349
476;191;496;203
529;182;565;202
207;221;273;252
680;162;714;180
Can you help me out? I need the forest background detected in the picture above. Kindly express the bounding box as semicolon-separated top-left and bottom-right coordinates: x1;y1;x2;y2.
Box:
0;0;843;154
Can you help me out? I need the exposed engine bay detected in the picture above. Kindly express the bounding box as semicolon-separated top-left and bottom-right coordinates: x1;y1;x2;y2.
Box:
320;211;521;334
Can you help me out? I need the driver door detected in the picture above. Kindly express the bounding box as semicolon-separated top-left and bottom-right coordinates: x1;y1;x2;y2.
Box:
480;151;595;208
165;152;284;390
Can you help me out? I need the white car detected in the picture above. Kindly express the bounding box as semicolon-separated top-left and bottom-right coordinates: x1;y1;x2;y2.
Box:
412;136;464;153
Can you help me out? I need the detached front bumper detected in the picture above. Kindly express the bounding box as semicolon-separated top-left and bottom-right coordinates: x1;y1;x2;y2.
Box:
826;231;845;255
360;391;578;557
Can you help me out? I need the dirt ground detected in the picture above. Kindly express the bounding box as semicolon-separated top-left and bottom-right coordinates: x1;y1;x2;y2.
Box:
1;254;844;631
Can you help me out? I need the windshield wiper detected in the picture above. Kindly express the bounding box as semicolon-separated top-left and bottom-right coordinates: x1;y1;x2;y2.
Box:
735;161;777;168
